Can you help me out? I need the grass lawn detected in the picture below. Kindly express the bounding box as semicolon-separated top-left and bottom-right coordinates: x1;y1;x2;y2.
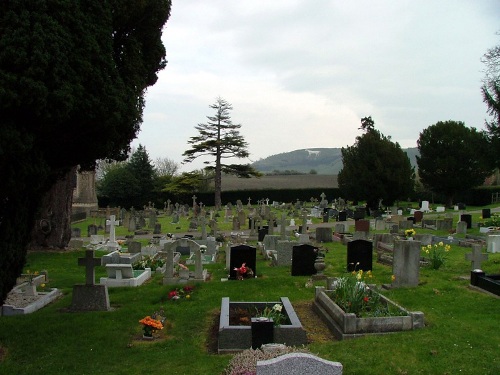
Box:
1;204;499;374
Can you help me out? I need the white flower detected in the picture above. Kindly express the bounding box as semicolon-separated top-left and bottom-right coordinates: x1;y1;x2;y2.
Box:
272;304;282;312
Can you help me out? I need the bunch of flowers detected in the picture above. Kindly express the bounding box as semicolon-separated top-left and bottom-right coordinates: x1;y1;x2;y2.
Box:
234;263;254;280
139;316;164;337
329;269;398;317
133;256;165;271
168;285;195;300
405;229;416;238
258;303;286;326
422;242;451;269
24;270;40;285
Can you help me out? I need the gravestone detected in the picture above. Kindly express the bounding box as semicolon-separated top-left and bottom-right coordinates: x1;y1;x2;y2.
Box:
251;317;274;349
482;208;491;219
392;240;420;288
274;240;299;266
456;221;467;235
347;239;373;272
87;224;98;237
258;226;269;242
316;227;333;242
334;223;345;234
229;245;257;280
354;219;370;233
465;244;488;270
128;241;142;254
420;201;430;212
486;235;500;253
460;214;472;229
337;211;347;222
106;215;120;251
153;223;162;235
291;244;318;276
71;250;110;311
256;353;343;375
413;210;423;223
71;228;81;238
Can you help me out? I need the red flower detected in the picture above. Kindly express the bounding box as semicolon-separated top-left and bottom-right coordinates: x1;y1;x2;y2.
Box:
234;263;247;274
363;296;369;303
183;285;194;293
168;290;178;299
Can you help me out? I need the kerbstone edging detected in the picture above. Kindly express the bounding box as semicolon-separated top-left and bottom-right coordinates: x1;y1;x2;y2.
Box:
256;352;342;375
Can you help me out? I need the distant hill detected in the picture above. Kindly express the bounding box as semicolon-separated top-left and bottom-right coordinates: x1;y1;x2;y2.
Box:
252;147;419;175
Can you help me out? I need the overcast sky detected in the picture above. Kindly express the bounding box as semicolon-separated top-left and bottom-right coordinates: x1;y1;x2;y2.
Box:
131;0;499;172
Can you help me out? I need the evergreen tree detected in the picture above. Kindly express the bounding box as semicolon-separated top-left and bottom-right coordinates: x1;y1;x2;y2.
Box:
182;97;260;208
0;0;171;303
416;120;494;206
338;118;414;209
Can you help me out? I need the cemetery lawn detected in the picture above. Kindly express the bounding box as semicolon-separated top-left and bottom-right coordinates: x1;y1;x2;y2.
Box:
0;207;499;374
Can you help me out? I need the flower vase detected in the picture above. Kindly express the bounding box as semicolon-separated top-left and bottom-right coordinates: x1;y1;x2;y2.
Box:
314;257;326;276
142;326;154;340
407;237;414;241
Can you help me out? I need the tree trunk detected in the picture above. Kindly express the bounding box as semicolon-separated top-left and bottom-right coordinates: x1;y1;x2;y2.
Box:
214;157;222;210
29;166;76;249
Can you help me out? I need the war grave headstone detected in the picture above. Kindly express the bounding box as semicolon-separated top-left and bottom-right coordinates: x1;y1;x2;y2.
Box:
486;234;500;253
256;352;343;375
291;244;319;276
347;239;373;272
229;245;257;280
392;240;420;288
71;250;110;311
420;201;430;212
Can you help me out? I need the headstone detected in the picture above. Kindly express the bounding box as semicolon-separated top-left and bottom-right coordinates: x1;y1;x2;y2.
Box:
337;211;347;222
460;214;472;229
251;317;274;349
347;239;373;272
153;223;162;235
106;215;120;251
465;244;488;270
316;227;333;242
87;224;98;237
274;240;299;266
71;250;110;311
291;244;318;276
128;241;142;254
482;208;491;219
334;223;345;234
420;201;430;212
456;221;467;235
392;240;420;288
256;353;343;375
487;234;500;253
229;245;257;280
258;226;269;242
413;210;423;223
354;219;370;233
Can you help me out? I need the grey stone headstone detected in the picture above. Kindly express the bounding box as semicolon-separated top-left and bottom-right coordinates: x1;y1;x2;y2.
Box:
316;227;333;242
128;241;142;254
256;353;342;375
456;221;467;235
392;240;420;287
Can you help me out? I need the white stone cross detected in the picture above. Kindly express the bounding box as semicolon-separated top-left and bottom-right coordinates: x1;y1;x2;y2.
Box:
106;215;119;250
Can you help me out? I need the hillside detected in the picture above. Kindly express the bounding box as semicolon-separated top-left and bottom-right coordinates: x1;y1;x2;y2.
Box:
252;147;419;175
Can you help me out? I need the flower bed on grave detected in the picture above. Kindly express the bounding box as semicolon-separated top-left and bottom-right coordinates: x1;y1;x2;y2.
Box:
218;297;307;354
313;283;424;341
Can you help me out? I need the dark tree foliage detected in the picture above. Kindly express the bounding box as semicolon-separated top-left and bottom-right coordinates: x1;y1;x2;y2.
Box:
182;97;261;209
98;145;156;208
481;39;500;168
416;121;494;206
0;1;170;303
338;118;414;209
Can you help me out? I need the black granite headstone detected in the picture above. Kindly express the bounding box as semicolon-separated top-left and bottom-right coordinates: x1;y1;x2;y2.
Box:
258;226;269;242
482;208;491;219
251;317;274;349
229;245;257;280
337;211;347;222
347;239;373;272
291;244;318;276
460;214;472;229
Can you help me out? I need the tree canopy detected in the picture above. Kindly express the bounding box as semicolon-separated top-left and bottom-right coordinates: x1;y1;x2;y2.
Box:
338;118;414;209
182;97;260;208
0;0;171;303
481;37;500;168
416;120;494;206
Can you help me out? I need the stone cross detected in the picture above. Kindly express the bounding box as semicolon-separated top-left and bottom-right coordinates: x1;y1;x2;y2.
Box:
320;192;326;200
192;195;197;208
78;250;102;285
247;197;252;207
265;198;270;205
465;244;488;270
106;215;119;249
